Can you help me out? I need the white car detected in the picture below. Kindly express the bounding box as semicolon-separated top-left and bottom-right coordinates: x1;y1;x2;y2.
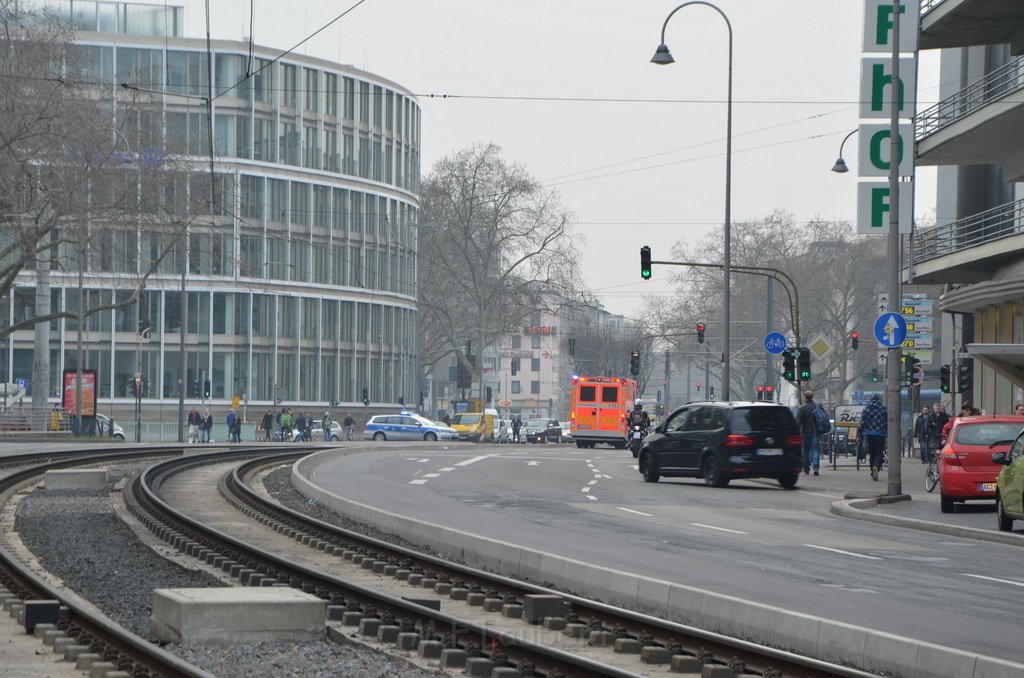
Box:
496;419;511;443
288;419;343;442
96;413;125;440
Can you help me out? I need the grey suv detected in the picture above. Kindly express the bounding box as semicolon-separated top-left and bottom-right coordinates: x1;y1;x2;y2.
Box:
637;401;803;488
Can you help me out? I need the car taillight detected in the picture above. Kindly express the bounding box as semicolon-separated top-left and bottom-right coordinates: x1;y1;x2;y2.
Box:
785;434;803;446
943;448;966;466
725;434;755;447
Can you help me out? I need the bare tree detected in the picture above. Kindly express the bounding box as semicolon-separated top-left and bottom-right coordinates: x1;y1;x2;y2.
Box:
419;143;582;407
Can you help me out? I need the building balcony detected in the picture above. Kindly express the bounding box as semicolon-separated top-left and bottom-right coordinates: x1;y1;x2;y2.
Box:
906;198;1024;284
915;56;1024;181
921;0;1024;52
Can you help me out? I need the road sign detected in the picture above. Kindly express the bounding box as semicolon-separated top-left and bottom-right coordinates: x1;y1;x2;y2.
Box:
807;334;834;361
14;378;27;390
764;332;787;355
912;366;925;386
874;312;907;348
877;294;889;314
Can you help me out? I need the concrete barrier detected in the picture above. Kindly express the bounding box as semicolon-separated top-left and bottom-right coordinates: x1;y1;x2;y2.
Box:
44;469;107;491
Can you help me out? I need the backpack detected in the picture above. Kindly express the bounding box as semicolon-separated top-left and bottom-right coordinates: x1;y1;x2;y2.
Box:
813;406;831;434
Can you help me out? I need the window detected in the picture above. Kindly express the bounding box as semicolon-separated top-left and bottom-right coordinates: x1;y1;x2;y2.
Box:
578;385;596;402
531;335;541;349
665;408;690;433
530;381;541;395
512;335;521;349
281;64;297;108
601;386;619;403
304;68;319;112
729;406;797;434
531;358;540;372
511;381;521;394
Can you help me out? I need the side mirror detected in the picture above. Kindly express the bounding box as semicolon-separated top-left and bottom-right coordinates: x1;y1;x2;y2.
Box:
992;451;1009;465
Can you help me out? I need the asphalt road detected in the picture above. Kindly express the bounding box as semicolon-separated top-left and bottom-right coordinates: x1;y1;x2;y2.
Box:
308;442;1024;665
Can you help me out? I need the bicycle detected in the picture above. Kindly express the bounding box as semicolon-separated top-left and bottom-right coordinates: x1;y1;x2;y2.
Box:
925;449;940;493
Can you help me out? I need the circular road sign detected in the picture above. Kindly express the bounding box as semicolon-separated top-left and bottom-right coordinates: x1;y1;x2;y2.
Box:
764;331;787;354
873;312;907;348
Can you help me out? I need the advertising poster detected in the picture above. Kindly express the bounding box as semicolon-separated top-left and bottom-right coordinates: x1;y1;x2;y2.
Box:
62;369;97;417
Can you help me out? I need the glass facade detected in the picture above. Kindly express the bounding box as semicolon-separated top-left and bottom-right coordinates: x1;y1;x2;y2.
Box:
4;9;421;415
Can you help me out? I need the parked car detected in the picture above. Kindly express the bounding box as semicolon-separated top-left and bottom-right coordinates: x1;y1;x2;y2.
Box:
993;428;1024;530
558;421;574;444
363;412;459;441
96;413;125;441
496;419;511;443
939;415;1024;513
637;401;802;488
285;419;343;442
523;417;562;444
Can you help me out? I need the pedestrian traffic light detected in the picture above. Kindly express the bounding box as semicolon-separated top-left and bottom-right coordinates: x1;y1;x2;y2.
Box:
696;322;705;344
939;364;951;393
203;379;211;399
871;368;880;383
361;387;369;406
756;384;765;401
958;362;973;391
486;386;492;403
850;331;859;350
640;245;652;280
630;350;640;376
782;350;796;383
797;347;811;380
696;380;702;392
765;384;775;401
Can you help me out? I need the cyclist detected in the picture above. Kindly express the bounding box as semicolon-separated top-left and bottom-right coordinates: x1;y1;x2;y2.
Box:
343;413;356;441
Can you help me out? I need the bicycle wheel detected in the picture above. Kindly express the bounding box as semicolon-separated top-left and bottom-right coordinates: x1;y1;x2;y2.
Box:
925;461;939;493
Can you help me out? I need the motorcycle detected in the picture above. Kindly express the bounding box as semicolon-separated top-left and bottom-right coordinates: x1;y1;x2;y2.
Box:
629;424;647;458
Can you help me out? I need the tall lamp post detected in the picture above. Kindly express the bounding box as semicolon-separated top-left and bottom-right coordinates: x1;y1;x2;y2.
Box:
652;1;733;400
831;129;859;174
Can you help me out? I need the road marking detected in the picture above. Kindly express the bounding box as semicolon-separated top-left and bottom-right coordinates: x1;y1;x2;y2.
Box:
527;461;541;466
439;467;456;472
455;454;495;466
690;523;748;535
601;474;613;479
618;507;654;517
962;573;1024;588
803;544;882;560
423;473;440;478
821;583;878;594
588;479;599;485
581;486;591;493
409;479;428;485
586;494;597;501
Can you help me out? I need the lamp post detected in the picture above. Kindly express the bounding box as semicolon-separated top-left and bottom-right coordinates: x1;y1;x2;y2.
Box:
831;129;859;174
652;1;733;400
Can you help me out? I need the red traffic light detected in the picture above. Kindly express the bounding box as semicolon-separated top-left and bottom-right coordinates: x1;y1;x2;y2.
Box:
697;323;705;331
756;385;764;392
766;385;774;392
850;330;860;350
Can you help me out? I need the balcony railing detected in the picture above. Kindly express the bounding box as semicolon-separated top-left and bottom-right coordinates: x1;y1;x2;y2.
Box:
916;56;1024;140
921;0;945;16
910;198;1024;266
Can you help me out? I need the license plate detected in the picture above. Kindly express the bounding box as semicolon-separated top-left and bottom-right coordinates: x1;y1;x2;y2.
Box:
980;482;997;492
632;432;642;439
757;448;783;456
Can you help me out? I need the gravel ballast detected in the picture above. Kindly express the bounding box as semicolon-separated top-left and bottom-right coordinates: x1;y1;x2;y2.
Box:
13;474;441;677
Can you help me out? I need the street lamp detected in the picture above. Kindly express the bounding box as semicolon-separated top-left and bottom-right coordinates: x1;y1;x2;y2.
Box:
831;129;859;173
652;1;733;400
135;326;151;442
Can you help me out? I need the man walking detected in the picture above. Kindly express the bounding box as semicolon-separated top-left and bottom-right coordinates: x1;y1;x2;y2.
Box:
261;409;274;441
932;402;950;447
511;416;522;444
914;406;934;464
795;390;820;476
343;413;355;441
201;407;213;443
858;393;888;481
187;406;201;444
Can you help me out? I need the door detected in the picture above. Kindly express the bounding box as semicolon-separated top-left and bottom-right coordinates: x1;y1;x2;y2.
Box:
649;407;691;471
677;406;723;471
1003;435;1024;516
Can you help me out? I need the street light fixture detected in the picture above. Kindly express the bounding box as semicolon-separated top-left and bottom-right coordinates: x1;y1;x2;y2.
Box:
652;1;733;400
831;129;859;174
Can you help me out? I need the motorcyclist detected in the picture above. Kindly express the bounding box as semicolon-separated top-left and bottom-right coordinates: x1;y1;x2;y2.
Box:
628;398;651;430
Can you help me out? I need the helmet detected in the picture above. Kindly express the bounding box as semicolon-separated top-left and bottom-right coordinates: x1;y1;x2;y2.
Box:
635;398;643;407
870;393;881;402
324;411;330;417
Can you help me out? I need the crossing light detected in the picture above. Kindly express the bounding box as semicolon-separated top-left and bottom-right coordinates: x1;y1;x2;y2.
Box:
640;245;652;280
630;350;640;376
939;364;951;393
850;331;859;350
696;322;705;344
361;387;369;406
765;384;775;401
203;379;211;399
903;355;922;387
696;380;702;392
756;384;765;401
782;350;796;383
958;361;973;391
797;347;811;380
486;386;493;403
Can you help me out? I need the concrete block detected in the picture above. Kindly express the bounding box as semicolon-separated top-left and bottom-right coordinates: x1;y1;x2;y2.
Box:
395;569;411;580
395;632;419;650
150;587;326;643
383;565;398;576
41;629;64;646
420;577;438;589
859;629;920;678
588;630;615;647
543;616;566;630
341;611;362;626
433;582;452;595
641;646;671;664
564;623;588;638
52;637;76;654
358;618;381;637
105;672;131;678
407;573;423;585
376;624;400;643
975;655;1024;678
44;468;107;490
464;657;494;676
702;666;733;678
418;640;444;659
466;593;485;606
326;605;345;621
32;622;57;638
439;648;467;669
89;662;117;678
21;600;60;632
360;558;376;570
449;587;468;600
372;561;387;574
482;598;503;612
522;594;564;624
502;604;524;618
614;637;642;654
491;670;523;678
75;653;103;669
63;645;91;661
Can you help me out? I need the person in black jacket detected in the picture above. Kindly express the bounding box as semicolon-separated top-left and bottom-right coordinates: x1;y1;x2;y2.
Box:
795;390;820;476
261;410;274;442
201;408;214;443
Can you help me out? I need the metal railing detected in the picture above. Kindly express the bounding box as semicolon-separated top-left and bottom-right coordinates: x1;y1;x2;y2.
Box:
909;198;1024;266
916;56;1024;140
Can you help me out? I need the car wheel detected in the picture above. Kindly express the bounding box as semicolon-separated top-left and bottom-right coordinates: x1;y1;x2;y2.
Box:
424;432;438;442
940;493;955;513
114;433;125;441
777;473;798;489
639;452;659;483
997;493;1014;532
702;454;730;488
373;432;386;441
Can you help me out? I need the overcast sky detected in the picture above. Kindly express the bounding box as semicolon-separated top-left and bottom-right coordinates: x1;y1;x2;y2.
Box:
185;0;939;317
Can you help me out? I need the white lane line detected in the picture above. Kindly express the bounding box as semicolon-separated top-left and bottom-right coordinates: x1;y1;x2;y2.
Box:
455;454;495;466
586;494;598;501
618;507;654;517
581;486;591;493
963;573;1024;588
803;544;882;560
588;479;599;485
690;522;749;535
601;474;613;479
409;479;429;485
438;467;456;472
416;458;431;463
423;473;440;478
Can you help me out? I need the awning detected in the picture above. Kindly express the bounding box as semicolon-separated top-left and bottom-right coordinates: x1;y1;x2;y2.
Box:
965;343;1024;388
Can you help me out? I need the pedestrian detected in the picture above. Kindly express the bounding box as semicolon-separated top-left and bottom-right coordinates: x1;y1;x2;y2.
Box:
794;390;822;475
932;402;950;448
914;406;933;464
279;408;295;441
321;411;333;441
857;393;888;481
511;415;522;444
49;404;63;432
299;411;313;441
1015;402;1024;416
343;413;355;441
230;412;243;442
226;409;238;443
943;400;979;441
261;409;274;441
187;406;201;444
201;407;213;443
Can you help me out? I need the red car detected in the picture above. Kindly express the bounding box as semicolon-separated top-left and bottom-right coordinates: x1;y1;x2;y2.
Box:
938;415;1024;513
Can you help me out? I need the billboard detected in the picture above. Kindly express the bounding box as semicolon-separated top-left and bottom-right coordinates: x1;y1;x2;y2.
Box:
62;369;97;417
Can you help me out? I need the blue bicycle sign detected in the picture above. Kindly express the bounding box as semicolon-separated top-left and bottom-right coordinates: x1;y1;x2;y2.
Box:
764;331;788;355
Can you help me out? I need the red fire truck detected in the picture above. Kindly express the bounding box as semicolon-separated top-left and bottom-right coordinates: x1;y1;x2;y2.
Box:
569;375;638;449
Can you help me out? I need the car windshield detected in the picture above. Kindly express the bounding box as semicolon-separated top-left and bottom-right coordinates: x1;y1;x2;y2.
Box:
526;418;548;428
453;414;480;425
954;422;1024;446
729;407;797;434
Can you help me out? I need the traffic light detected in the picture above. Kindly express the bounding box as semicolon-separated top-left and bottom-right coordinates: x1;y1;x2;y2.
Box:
958;361;973;391
871;368;880;383
765;384;775;401
203;379;211;399
696;380;702;392
696;322;705;344
630;350;640;376
797;347;811;380
903;355;922;387
657;403;665;416
756;384;765;401
782;350;796;383
939;364;951;393
640;245;652;280
361;387;369;406
850;331;859;350
486;386;492;403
